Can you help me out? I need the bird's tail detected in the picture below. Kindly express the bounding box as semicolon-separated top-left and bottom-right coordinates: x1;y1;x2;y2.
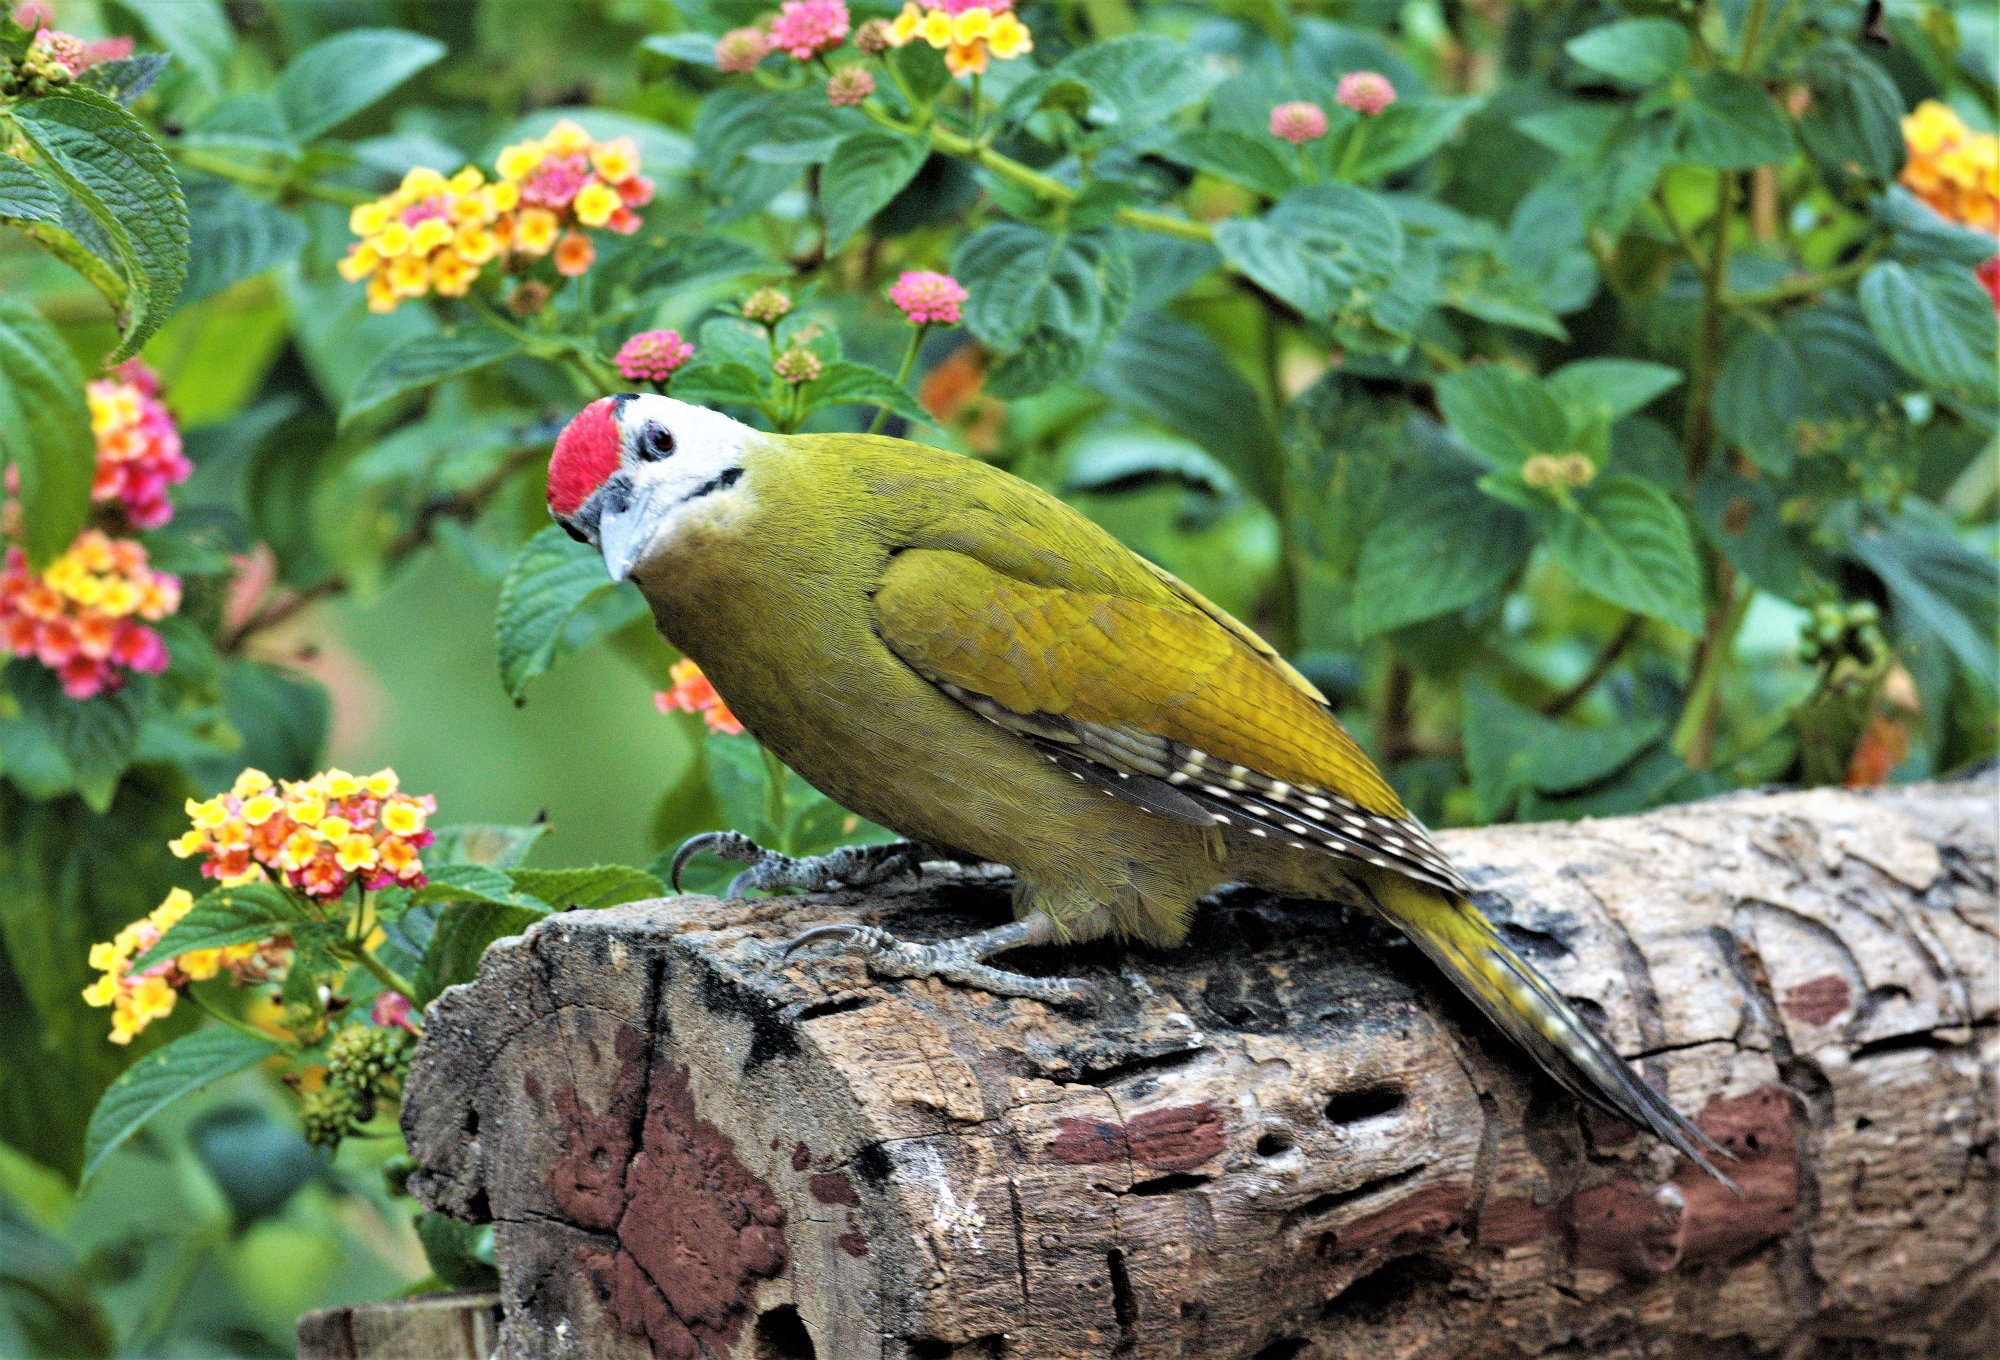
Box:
1361;873;1737;1190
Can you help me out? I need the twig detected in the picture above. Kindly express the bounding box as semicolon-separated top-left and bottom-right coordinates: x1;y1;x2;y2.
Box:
1543;614;1643;717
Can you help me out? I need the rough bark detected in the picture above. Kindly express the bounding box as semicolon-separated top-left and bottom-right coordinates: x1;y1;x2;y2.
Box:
296;1291;500;1359
402;778;1998;1360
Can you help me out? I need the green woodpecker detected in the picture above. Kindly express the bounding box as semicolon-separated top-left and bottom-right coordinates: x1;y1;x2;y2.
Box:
548;394;1731;1186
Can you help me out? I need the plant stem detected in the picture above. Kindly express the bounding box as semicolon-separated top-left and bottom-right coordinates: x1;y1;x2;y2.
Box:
1735;0;1774;71
341;943;418;1003
1671;568;1752;767
968;72;984;143
868;325;927;434
1724;246;1879;309
1679;172;1737;483
862;103;1216;243
1333;122;1369;182
172;144;374;206
186;989;291;1048
1543;614;1643;717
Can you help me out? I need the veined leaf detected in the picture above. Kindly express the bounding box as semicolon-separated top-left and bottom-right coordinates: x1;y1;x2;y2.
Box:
0;297;95;568
273;28;445;142
1857;261;1998;403
804;360;936;428
1546;475;1703;631
494;526;616;702
340;327;522;428
1353;470;1532;637
510;866;663;912
127;880;300;974
83;1027;281;1182
821;131;928;250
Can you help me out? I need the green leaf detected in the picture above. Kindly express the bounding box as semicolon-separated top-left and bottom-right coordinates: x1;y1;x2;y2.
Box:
0;297;94;568
273;28;445;142
409;863;545;911
76;52;172;105
1546;475;1704;630
1436;365;1569;470
82;1027;280;1182
1874;187;1997;270
1675;71;1795;170
1353;470;1532;636
1087;312;1278;507
1711;304;1900;474
1565;19;1691;86
1548;359;1682;424
1339;97;1480;180
113;0;233;93
510;866;664;912
1463;680;1666;821
623;234;764;296
127;880;299;974
179;179;309;306
1847;510;1999;689
1027;35;1220;142
427;822;548;870
11;88;190;362
1157;129;1295;199
1693;464;1817;600
821;132;928;251
1857;261;1999;402
802;360;935;428
6;661;141;811
494;526;615;703
340;327;522;428
955;225;1133;392
640;32;721;67
413;901;544;1004
0;156;66;228
670;360;772;409
1798;42;1905;185
1214;184;1403;328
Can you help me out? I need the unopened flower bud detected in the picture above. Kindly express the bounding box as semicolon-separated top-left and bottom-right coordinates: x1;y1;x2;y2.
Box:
1558;453;1595;487
1521;454;1564;489
828;65;875;108
854;17;893;54
509;280;552;317
715;26;770;74
773;346;822;385
742;287;794;324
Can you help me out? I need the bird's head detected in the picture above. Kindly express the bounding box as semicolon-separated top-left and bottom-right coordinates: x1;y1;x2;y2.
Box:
547;393;756;582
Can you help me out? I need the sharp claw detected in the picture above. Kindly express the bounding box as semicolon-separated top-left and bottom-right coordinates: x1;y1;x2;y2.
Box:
778;922;867;960
670;831;761;893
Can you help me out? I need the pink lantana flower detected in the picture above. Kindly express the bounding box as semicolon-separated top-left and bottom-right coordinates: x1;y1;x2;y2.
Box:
768;0;849;61
1336;71;1396;117
888;270;968;326
615;330;695;383
1270;101;1329;146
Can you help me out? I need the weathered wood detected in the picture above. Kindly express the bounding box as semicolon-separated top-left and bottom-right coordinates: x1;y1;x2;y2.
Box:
296;1291;500;1359
403;779;1998;1360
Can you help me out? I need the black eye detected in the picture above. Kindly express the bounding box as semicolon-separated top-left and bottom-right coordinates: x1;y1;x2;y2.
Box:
638;423;675;461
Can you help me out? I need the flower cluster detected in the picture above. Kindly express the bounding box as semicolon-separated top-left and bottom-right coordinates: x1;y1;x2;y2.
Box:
828;65;875;107
886;2;1033;77
1901;101;1998;234
615;329;694;384
82;888;270;1044
171;767;435;899
0;531;177;698
656;658;744;735
889;270;968;325
1522;453;1596;490
89;362;189;530
1336;71;1397;117
1270;101;1328;146
339;122;652;313
768;0;850;60
742;287;794;324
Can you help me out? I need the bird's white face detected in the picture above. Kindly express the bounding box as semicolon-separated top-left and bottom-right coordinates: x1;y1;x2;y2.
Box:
546;393;758;582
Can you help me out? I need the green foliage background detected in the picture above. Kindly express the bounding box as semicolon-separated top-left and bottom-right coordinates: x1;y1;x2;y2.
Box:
0;0;1993;1352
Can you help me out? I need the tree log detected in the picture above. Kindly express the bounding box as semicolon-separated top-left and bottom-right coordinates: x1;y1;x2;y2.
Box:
402;778;1998;1360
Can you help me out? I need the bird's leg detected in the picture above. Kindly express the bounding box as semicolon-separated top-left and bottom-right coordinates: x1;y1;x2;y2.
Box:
780;911;1100;1008
671;832;932;896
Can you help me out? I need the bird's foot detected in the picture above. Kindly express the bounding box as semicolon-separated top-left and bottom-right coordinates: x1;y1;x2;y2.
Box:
670;832;922;896
778;916;1100;1008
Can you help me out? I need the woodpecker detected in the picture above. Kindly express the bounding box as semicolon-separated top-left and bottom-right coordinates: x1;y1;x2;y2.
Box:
548;393;1732;1185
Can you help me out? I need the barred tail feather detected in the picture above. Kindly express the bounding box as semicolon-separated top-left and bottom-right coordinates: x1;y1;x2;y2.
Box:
1363;876;1738;1191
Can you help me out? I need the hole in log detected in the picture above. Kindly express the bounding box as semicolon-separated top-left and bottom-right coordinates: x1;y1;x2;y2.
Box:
1853;1030;1962;1060
1125;1172;1212;1197
1256;1129;1295;1158
910;1336;1007;1358
1292;1166;1423;1225
1251;1339;1309;1359
753;1305;816;1359
793;994;880;1022
1322;1086;1404;1126
1319;1253;1451;1323
1077;1048;1203;1088
1107;1247;1136;1336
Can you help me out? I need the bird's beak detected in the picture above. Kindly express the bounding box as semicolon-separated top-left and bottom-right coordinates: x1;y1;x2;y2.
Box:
597;477;665;584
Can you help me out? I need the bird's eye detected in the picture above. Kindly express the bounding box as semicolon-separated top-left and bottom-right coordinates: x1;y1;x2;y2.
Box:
638;423;675;462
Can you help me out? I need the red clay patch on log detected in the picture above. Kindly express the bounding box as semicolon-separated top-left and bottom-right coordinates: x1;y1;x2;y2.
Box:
1331;1181;1471;1255
1564;1083;1798;1279
838;1226;870;1258
1048;1103;1226;1173
791;1141;812;1171
548;1026;789;1360
809;1171;861;1206
1782;974;1852;1026
1474;1193;1549;1250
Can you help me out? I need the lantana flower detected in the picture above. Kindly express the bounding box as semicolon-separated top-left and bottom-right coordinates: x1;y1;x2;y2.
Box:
1336;71;1397;117
0;530;178;699
339;122;652;313
1902;101;1998;233
83;888;271;1044
88;361;190;530
1270;101;1330;146
828;65;875;108
171;766;436;899
715;26;770;73
889;270;968;326
655;658;745;735
767;0;850;61
615;329;694;383
885;3;1032;77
